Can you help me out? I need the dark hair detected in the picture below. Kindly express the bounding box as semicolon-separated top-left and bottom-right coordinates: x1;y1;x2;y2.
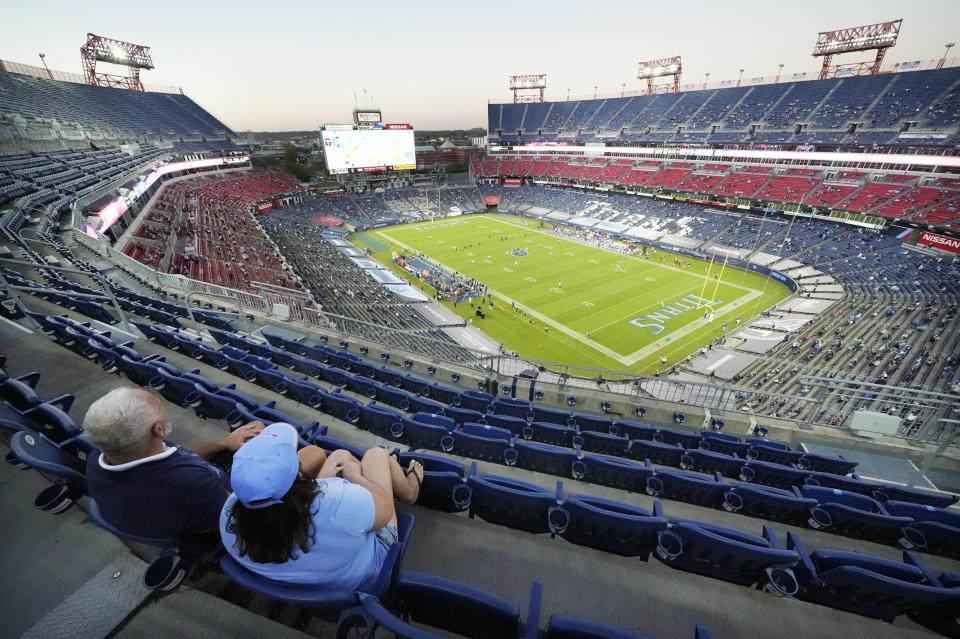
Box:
226;477;321;564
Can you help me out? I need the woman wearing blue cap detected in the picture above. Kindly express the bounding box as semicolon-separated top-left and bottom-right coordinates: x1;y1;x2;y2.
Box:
220;423;422;591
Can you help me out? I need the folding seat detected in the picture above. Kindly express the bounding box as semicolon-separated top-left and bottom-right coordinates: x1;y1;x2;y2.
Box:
787;532;960;619
374;384;411;411
721;482;818;524
395;451;472;513
657;520;799;595
803;470;876;494
404;412;456;451
680;449;742;478
646;470;729;508
492;397;532;420
61;326;97;356
398;373;431;396
285;377;325;409
451;423;517;465
459;390;493;413
442;404;484;426
748;443;803;466
407;394;445;415
612;420;656;440
359;401;404;439
11;430;89;514
117;355;166;387
799;485;916;544
484;413;526;436
884;500;960;557
83;337;122;374
323;389;362;424
738;460;812;490
627;440;684;467
286;353;322;379
241;404;318;435
698;431;751;456
524;421;580;449
795;452;858;476
578;430;629;456
654;428;701;449
252;367;292;395
315;362;348;387
304;343;334;364
871;484;959;508
557;495;667;559
342;373;376;398
515;440;585;479
221;353;259;382
423;382;460;405
22;402;92;457
531;404;574;426
262;345;295;368
467;464;567;535
339;571;525;639
221;512;414;620
0;372;43;413
580;455;652;493
350;360;380;380
572;413;611;434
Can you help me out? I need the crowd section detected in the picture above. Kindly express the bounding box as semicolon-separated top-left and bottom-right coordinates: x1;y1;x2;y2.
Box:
489;67;960;146
473;158;960;230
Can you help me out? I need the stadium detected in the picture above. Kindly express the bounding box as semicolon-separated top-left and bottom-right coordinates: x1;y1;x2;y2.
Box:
1;11;960;639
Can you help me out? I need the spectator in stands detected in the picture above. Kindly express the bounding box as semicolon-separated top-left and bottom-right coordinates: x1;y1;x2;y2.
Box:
82;387;264;541
220;424;423;590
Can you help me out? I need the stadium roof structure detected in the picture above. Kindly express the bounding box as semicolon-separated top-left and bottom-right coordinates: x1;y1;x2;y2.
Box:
80;33;154;91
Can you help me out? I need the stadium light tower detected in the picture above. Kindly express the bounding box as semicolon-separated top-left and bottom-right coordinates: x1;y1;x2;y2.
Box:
80;33;155;91
937;42;955;70
811;19;902;79
637;56;681;95
508;74;546;103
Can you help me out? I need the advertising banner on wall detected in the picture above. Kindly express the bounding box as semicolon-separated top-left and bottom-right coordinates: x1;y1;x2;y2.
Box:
918;231;960;253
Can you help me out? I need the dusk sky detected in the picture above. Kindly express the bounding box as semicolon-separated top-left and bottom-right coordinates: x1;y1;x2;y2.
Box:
4;1;959;131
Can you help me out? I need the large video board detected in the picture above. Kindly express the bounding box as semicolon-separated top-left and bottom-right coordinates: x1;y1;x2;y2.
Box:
321;128;416;174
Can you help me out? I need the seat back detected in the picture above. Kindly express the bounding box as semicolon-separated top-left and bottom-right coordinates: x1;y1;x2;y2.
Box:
220;512;413;620
577;430;628;456
467;470;563;535
515;440;580;478
628;440;683;466
10;430;88;492
580;455;652;493
559;495;666;558
647;470;728;508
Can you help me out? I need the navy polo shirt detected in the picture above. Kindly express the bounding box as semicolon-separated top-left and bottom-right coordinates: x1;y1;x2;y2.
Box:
86;445;231;540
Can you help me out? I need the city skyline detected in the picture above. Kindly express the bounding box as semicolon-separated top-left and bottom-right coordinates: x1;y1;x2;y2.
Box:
4;0;959;132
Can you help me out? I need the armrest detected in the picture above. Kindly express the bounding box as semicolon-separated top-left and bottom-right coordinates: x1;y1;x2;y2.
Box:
524;580;543;639
46;394;75;414
468;461;478;478
786;531;820;586
652;500;665;518
554;480;563;503
904;551;942;586
762;525;783;549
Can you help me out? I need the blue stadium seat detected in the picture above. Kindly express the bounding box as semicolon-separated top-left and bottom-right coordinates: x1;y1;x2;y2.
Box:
871;484;959;508
10;430;88;512
680;448;742;478
738;460;812;490
627;440;684;467
698;431;751;456
484;413;527;436
220;512;413;620
580;455;652;493
558;495;667;559
653;428;701;449
657;520;799;594
748;443;803;466
322;390;362;424
799;485;916;544
524;421;580;448
612;420;656;440
467;464;567;535
425;383;461;405
492;397;532;420
451;423;517;466
721;483;818;524
578;430;629;456
443;404;485;426
407;395;446;415
787;532;960;619
646;470;729;508
881;500;960;557
310;434;365;461
374;385;412;411
795;452;858;476
573;413;612;434
395;451;471;513
531;404;574;427
459;390;493;413
515;440;585;479
404;412;455;451
285;377;326;408
341;571;526;639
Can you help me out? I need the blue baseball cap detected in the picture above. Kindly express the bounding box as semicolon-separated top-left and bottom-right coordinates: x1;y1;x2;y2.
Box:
230;423;299;509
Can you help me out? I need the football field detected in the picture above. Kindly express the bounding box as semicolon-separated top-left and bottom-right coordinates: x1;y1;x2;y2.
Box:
362;214;790;374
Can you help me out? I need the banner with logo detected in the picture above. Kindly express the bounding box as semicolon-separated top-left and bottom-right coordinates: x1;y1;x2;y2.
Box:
918;231;960;253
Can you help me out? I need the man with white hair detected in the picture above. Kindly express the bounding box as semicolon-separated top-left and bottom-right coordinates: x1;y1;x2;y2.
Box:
83;387;265;541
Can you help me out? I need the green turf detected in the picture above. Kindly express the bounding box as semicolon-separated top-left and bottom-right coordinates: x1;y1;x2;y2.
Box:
358;213;790;374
